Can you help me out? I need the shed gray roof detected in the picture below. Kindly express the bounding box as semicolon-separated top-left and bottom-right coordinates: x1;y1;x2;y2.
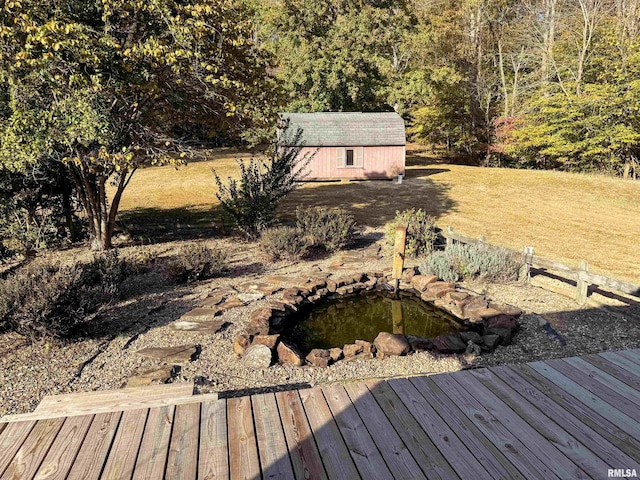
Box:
279;112;406;147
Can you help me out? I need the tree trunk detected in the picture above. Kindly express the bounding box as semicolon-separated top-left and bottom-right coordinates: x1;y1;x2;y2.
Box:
67;163;117;251
497;38;509;118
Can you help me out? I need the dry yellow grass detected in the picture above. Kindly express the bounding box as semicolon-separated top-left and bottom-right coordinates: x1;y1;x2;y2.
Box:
113;146;640;283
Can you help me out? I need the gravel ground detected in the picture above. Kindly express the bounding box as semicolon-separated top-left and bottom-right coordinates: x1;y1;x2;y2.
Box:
1;234;639;416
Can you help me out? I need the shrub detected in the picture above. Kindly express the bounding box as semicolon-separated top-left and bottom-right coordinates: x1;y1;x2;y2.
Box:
420;251;460;283
386;209;437;258
421;242;525;283
213;126;315;238
163;244;227;283
295;206;357;252
259;226;309;261
0;251;131;339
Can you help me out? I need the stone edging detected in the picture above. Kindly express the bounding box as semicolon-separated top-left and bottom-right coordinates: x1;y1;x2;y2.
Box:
234;270;522;368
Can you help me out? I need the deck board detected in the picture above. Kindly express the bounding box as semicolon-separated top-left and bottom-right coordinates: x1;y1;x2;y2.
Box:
299;387;361;479
563;357;640;407
547;358;640;413
165;403;200;480
198;400;229;480
617;349;640;366
227;396;261;480
132;405;175;480
529;361;640;438
459;369;608;476
388;377;490;479
410;375;526;480
275;390;327;480
67;411;121;480
101;408;148;480
430;373;562;480
581;354;640;389
252;393;295;479
514;364;640;458
343;382;426;480
365;379;459;480
33;414;93;480
0;421;36;477
0;417;65;480
487;366;639;469
1;349;639;478
321;384;393;479
597;351;640;379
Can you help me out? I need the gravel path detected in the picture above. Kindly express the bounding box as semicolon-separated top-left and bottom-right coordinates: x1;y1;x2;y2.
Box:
1;235;639;416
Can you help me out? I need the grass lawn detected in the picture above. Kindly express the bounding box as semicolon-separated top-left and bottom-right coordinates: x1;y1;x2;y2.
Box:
113;145;640;283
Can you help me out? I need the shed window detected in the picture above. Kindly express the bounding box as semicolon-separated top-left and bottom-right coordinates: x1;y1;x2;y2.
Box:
337;147;364;168
346;149;354;166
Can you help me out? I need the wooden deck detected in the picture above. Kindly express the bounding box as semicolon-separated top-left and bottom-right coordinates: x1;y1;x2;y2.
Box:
1;349;640;479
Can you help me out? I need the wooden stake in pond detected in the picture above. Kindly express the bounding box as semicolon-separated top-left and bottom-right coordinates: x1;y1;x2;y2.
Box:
392;226;407;292
391;300;404;335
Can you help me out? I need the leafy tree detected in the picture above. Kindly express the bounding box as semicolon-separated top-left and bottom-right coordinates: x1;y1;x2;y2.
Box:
213;125;314;238
260;0;413;112
0;0;280;250
0;161;82;257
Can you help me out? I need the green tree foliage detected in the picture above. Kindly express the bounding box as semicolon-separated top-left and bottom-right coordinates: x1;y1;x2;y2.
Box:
0;0;280;250
0;161;83;257
255;0;640;176
259;0;414;112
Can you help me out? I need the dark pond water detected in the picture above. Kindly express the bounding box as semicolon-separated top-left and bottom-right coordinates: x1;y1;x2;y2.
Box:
285;291;461;353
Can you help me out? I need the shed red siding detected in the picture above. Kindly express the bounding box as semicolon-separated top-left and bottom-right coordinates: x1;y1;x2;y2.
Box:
298;146;405;180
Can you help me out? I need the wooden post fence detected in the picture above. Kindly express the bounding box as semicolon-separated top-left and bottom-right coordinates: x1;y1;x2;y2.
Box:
443;226;640;303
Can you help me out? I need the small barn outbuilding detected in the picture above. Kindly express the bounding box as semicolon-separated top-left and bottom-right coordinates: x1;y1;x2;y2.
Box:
280;112;406;180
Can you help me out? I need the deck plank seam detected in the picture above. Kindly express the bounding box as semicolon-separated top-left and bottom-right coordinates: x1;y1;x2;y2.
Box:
484;366;637;471
457;368;602;478
536;360;640;434
514;364;640;457
269;392;299;478
411;375;526;480
364;380;461;480
283;389;330;480
58;413;97;479
161;403;179;480
387;377;493;479
33;417;68;478
343;382;427;480
433;372;565;479
323;384;395;479
95;410;124;480
248;395;265;480
0;421;37;477
316;387;364;480
581;355;640;388
128;408;151;480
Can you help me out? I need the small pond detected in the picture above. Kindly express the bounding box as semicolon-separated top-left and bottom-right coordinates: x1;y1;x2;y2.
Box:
283;291;462;354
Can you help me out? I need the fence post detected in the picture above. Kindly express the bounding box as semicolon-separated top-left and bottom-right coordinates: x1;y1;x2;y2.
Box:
392;227;407;292
446;226;453;247
522;246;534;281
576;259;590;305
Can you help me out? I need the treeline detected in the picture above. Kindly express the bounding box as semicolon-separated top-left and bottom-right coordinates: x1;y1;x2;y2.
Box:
251;0;640;178
0;0;637;256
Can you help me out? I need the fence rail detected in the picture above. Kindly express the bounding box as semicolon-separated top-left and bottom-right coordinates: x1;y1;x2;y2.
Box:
442;226;640;303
